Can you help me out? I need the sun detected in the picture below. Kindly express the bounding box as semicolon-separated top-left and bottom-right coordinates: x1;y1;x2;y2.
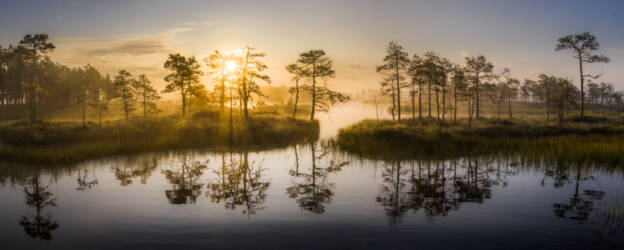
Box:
225;61;237;71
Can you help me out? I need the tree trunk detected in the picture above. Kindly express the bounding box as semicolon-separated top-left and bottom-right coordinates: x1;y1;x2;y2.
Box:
418;82;422;119
292;79;299;118
411;81;415;121
453;84;457;124
508;93;512;120
442;87;446;122
310;64;316;120
578;51;584;119
395;57;401;121
181;83;186;118
435;88;440;122
220;75;225;116
390;80;396;121
475;71;480;119
428;78;432;118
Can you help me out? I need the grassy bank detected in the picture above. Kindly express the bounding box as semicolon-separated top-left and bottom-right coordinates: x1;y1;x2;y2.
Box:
0;114;319;164
335;118;624;164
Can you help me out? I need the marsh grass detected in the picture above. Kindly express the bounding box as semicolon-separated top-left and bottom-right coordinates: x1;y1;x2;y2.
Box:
0;114;319;164
335;118;624;165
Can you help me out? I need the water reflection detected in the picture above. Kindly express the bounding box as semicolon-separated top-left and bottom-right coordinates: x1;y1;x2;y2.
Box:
1;145;624;248
76;168;98;191
206;151;270;216
112;156;159;186
549;165;605;223
162;156;208;205
19;175;59;241
376;157;520;225
286;143;348;214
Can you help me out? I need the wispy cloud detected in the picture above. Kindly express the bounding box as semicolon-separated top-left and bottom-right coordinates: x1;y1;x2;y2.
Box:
347;62;366;70
51;26;204;91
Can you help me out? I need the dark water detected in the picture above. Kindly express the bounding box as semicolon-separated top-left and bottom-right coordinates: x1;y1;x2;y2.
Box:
1;104;624;250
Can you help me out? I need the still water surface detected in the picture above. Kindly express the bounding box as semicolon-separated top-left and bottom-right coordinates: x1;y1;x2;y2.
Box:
1;103;623;249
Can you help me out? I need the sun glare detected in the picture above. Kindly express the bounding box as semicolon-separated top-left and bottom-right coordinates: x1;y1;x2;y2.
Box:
226;61;237;71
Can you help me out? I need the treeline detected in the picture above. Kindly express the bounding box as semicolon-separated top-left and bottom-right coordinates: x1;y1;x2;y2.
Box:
0;34;160;125
0;34;349;124
378;32;616;126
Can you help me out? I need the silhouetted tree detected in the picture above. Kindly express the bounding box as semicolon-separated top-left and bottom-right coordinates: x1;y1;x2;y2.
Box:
114;69;135;120
465;55;494;119
286;63;303;118
377;42;410;121
133;74;160;117
205;50;229;115
238;46;271;121
556;32;610;118
163;53;204;117
451;64;467;123
296;50;344;120
19;34;55;123
408;55;424;120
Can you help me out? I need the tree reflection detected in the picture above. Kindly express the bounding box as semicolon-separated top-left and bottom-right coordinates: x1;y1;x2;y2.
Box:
162;157;207;205
19;175;59;241
376;160;409;224
76;168;98;192
112;157;159;186
551;165;603;223
286;143;348;214
206;151;270;216
376;157;511;225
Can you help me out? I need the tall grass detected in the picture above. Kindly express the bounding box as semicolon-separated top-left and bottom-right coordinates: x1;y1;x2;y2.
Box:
0;114;319;164
335;118;624;165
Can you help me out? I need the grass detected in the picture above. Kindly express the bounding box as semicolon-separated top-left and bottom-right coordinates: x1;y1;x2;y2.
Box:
0;113;319;165
335;117;624;165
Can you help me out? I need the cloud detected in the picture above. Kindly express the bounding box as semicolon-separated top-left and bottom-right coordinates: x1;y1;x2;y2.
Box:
81;38;168;56
347;62;366;70
51;26;202;94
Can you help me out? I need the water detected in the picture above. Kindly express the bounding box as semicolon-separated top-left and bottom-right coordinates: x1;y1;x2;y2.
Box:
1;103;623;250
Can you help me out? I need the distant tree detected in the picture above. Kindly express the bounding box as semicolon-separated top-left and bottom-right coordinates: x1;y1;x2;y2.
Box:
238;46;271;121
286;63;304;118
408;55;424;120
133;74;160;117
205;50;229;115
163;53;204;118
377;42;410;121
437;57;452;122
465;55;494;119
92;88;108;125
451;64;467;124
415;52;443;119
296;50;346;120
537;74;557;123
552;78;578;125
19;34;55;123
380;77;396;120
556;32;610;118
499;68;519;120
91;74;113;125
114;69;135;120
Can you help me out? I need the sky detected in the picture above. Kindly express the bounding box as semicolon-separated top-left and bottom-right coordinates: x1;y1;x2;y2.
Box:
1;0;624;96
